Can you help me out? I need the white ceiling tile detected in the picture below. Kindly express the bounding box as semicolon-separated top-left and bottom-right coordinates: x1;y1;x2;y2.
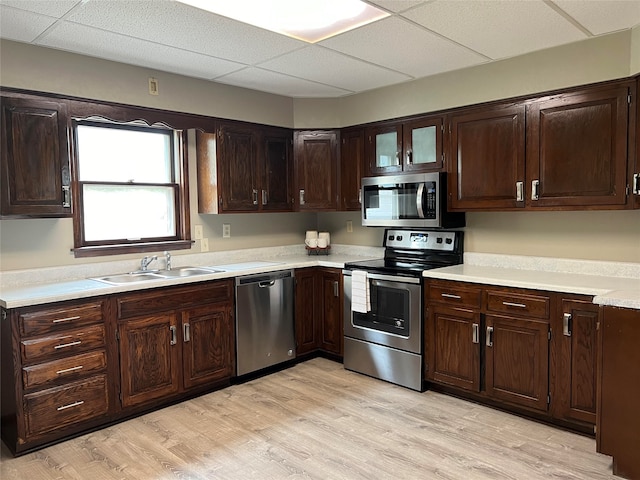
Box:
553;0;640;35
365;1;428;13
0;0;82;18
216;67;352;98
403;0;587;59
37;21;245;80
66;0;307;65
320;16;487;78
0;5;57;42
258;45;411;93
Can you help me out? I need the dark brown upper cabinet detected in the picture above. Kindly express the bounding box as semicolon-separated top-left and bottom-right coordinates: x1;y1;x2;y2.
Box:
339;127;365;211
294;130;338;211
365;115;443;176
526;83;631;209
1;95;72;218
629;78;639;209
196;122;293;214
448;103;526;211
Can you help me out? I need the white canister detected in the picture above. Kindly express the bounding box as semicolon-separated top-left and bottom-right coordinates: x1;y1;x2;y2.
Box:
318;231;330;245
305;230;318;240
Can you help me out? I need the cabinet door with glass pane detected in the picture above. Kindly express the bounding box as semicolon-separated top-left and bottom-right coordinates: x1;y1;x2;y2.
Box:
403;116;443;173
365;123;403;175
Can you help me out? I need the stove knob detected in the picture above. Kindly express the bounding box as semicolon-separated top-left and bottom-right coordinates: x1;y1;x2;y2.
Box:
397;235;403;241
445;238;453;244
395;320;402;328
388;235;395;241
436;237;443;244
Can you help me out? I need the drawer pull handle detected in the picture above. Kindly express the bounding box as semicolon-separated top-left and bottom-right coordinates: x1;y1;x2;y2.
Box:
170;325;177;345
502;301;527;308
183;323;191;343
54;340;82;349
441;293;461;299
52;315;80;324
472;323;479;344
56;365;84;375
57;400;84;411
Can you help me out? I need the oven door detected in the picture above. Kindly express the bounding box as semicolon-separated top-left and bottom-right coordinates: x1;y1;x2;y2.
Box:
343;272;421;354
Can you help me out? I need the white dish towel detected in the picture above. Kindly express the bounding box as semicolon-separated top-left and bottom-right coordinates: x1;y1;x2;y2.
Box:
351;270;371;313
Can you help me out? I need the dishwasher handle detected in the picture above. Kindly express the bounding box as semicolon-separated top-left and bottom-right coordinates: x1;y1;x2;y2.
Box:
236;269;294;286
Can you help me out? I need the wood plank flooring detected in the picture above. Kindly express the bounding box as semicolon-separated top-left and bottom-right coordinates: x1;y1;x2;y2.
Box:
1;358;615;479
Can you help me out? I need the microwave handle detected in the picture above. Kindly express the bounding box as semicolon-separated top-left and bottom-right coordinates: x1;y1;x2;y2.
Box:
416;183;426;218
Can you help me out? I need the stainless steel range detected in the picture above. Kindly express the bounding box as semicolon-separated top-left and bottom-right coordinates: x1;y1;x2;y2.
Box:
343;228;464;391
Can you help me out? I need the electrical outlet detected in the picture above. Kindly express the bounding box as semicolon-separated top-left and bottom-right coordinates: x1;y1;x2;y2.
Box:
222;223;231;238
194;224;203;240
148;77;159;95
201;238;209;252
346;220;353;233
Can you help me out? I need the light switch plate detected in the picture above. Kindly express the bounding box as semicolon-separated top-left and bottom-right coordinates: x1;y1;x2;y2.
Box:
222;224;231;238
194;225;203;240
346;220;353;233
201;238;209;252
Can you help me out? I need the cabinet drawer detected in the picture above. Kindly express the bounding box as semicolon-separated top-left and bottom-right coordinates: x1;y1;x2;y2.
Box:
485;290;550;319
22;350;107;390
428;282;482;309
19;301;103;336
117;280;232;320
20;324;105;362
24;374;109;437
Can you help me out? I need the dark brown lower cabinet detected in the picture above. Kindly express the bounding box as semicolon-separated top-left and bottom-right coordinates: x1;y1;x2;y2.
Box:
552;297;599;426
485;314;549;412
597;306;640;480
294;267;343;357
428;305;481;392
116;280;234;411
1;298;114;455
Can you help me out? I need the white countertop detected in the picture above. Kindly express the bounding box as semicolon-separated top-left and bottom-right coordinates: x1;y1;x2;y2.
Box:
423;253;640;310
0;246;381;309
2;248;639;310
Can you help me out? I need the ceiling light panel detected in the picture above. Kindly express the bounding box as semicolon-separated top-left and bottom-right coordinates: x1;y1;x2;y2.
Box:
178;0;390;42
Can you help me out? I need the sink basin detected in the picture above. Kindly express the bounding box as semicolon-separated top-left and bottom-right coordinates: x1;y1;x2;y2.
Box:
91;267;225;285
92;272;165;285
157;267;224;278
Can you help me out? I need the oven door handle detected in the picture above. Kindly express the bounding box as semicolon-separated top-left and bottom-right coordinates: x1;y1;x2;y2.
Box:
358;272;421;285
416;182;426;219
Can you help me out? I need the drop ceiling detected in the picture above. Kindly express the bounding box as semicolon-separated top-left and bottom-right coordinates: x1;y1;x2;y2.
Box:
1;0;639;98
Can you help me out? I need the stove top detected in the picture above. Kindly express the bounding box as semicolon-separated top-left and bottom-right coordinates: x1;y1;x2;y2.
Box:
344;228;464;278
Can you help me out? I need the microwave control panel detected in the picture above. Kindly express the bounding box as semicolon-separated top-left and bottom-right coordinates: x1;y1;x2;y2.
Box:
384;229;457;251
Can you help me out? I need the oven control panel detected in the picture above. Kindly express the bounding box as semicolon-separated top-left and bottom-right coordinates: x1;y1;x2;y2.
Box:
384;229;457;251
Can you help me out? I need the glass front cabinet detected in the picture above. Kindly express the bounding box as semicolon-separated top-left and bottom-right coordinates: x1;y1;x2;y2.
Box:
365;115;443;176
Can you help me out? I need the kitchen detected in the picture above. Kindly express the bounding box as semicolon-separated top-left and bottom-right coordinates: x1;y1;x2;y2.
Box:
1;0;640;478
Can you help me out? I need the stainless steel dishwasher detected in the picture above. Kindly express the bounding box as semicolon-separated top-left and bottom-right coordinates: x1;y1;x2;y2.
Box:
235;269;296;376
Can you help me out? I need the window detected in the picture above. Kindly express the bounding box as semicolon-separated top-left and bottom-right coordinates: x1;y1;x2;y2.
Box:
72;120;191;257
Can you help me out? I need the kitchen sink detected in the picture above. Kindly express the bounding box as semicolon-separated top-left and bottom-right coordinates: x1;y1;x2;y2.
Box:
91;267;225;285
156;267;224;277
92;272;165;285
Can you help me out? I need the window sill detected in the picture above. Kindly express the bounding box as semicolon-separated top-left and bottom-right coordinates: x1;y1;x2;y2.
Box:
72;240;194;258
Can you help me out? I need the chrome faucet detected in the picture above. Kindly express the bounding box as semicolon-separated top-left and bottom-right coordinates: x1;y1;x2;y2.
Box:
140;255;158;271
163;251;172;271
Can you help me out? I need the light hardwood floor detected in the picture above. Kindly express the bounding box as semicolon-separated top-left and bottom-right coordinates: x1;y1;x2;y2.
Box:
1;358;615;479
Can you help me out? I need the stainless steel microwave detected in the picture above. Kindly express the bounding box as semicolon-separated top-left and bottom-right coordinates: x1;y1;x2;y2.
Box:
361;173;465;228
